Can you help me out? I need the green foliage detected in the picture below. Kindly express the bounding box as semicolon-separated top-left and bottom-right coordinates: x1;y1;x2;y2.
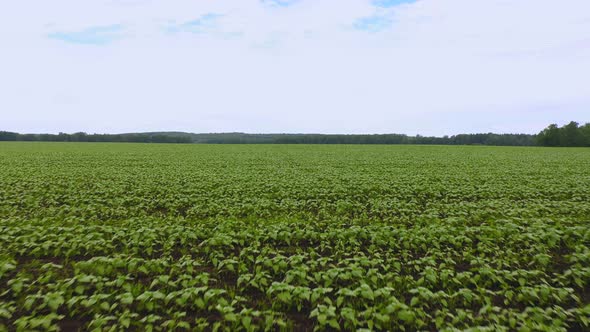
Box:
0;130;539;145
0;143;589;331
537;121;590;147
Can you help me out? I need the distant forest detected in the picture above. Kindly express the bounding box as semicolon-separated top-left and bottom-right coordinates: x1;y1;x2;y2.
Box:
1;121;589;146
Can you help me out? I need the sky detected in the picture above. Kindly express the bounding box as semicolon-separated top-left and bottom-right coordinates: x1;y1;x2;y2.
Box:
1;0;589;136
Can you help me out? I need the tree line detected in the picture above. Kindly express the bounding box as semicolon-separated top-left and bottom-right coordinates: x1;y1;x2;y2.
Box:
535;121;590;147
189;133;537;146
0;132;192;143
1;122;588;146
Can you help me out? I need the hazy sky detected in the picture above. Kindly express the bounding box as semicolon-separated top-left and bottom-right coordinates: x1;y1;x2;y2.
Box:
2;0;589;136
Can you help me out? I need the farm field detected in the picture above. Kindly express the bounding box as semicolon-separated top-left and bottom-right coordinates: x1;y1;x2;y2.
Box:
1;142;589;331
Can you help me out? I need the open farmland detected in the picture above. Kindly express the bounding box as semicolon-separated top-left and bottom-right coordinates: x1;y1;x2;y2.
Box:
1;142;589;331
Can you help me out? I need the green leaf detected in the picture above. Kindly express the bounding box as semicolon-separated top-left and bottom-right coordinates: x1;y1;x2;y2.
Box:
398;310;415;323
195;298;205;309
241;316;252;329
120;293;134;305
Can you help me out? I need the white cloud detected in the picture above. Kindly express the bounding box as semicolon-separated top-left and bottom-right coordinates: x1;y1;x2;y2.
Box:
0;0;589;135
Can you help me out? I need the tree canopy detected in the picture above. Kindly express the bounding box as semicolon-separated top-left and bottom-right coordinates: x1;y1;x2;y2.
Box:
536;121;590;147
1;122;588;146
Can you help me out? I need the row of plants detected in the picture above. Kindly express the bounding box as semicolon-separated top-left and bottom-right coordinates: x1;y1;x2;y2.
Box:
1;143;589;330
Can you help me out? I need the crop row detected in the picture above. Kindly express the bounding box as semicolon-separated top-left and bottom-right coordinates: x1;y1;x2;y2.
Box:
1;143;589;330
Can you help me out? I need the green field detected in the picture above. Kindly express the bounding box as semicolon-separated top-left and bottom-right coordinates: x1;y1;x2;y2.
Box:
1;142;589;331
